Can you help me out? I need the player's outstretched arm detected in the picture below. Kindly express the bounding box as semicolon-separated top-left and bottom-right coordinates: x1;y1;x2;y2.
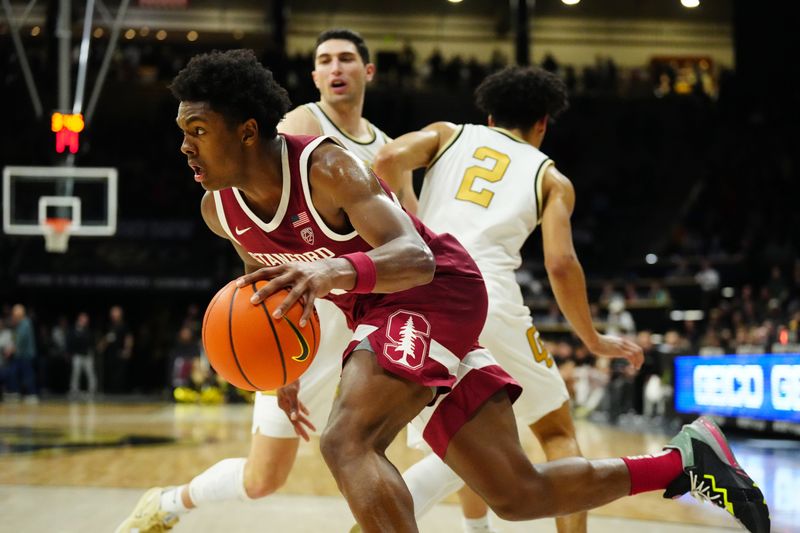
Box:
540;167;643;369
373;121;458;214
239;142;435;325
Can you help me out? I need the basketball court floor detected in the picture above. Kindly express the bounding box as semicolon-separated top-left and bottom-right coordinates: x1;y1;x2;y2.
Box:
1;401;796;533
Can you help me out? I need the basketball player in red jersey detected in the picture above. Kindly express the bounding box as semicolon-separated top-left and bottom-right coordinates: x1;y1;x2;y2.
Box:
117;30;409;533
165;49;773;533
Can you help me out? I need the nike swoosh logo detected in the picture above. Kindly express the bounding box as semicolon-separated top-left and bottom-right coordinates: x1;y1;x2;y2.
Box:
235;226;252;236
284;317;311;362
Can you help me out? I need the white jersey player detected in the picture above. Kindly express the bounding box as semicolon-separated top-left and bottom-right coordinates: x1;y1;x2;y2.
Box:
373;66;621;533
417;123;569;430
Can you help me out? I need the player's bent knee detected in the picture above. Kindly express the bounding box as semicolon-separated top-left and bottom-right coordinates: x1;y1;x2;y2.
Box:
319;419;374;476
243;460;291;499
482;473;552;521
488;494;549;522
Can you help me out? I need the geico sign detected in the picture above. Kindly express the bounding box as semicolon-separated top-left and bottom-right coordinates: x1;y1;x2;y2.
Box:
693;365;764;409
772;365;800;412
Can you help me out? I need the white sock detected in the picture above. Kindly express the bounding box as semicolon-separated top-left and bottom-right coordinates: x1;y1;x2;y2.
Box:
187;457;251;506
402;452;465;519
463;515;495;533
159;486;189;514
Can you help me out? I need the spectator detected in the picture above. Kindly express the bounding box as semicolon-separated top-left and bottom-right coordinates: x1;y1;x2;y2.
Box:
647;281;671;306
170;326;201;389
541;52;559;74
766;266;789;303
606;297;636;336
100;305;134;394
397;41;416;87
6;304;38;403
0;316;12;399
68;312;98;399
695;259;720;308
624;282;640;304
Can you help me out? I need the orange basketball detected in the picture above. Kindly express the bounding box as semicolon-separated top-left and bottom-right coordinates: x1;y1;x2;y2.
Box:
202;279;320;391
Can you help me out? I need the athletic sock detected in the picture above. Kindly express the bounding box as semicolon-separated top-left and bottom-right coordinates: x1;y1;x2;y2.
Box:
402;452;465;519
187;457;251;506
463;515;495;533
621;449;683;495
160;486;190;514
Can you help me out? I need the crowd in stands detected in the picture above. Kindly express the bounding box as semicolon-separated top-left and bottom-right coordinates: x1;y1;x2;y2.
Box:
527;256;800;425
0;37;722;106
3;255;797;426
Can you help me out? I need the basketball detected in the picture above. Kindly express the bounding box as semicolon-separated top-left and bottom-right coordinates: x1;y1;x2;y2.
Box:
202;279;320;391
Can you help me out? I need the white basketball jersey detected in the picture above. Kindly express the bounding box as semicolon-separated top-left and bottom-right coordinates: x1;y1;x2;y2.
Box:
304;102;389;166
418;124;552;279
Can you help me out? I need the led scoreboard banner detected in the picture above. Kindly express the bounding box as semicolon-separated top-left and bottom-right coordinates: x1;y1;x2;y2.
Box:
674;353;800;423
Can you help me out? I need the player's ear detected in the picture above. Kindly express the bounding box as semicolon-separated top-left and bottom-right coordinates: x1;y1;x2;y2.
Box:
311;69;321;90
536;115;549;135
365;63;376;82
241;119;258;145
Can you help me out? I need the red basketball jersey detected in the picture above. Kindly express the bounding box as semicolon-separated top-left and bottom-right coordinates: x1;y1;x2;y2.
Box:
212;134;482;328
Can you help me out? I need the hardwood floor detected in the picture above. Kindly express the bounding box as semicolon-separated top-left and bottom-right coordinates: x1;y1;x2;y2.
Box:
0;401;793;532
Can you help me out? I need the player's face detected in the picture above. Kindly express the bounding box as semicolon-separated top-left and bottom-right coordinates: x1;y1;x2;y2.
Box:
177;101;243;191
312;39;375;106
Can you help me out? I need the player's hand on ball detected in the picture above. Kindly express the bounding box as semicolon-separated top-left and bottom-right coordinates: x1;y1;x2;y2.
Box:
237;261;337;327
277;380;315;441
587;334;643;370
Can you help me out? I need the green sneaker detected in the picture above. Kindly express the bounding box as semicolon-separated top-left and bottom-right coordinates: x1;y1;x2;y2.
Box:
115;487;180;533
663;417;770;533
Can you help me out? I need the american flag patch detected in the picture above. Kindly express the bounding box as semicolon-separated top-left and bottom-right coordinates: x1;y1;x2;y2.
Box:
291;211;310;227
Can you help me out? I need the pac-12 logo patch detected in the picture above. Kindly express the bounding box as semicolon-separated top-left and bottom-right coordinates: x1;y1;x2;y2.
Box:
300;227;315;245
383;310;431;370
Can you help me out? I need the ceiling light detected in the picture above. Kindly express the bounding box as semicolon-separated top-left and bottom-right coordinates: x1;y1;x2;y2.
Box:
681;0;700;8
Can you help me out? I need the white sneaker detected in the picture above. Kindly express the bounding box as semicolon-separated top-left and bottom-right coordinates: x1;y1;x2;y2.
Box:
23;395;39;405
115;487;179;533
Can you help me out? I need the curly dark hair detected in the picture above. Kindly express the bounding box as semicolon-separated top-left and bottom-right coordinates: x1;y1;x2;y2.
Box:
315;28;370;64
170;49;291;138
474;66;569;131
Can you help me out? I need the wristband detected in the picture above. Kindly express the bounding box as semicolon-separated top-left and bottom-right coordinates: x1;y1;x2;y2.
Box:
341;252;377;294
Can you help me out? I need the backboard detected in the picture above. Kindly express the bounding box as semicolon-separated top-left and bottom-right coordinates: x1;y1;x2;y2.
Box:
3;165;117;251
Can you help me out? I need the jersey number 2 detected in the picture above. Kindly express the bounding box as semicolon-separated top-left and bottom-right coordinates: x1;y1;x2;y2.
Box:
456;147;510;208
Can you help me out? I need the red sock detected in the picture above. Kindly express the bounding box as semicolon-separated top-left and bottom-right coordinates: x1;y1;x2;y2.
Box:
621;449;683;495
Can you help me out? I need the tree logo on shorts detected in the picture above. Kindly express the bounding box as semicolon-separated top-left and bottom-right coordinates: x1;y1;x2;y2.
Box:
383;310;431;370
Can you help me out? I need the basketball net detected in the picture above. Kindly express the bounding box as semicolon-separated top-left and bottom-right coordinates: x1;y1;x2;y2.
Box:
44;217;72;253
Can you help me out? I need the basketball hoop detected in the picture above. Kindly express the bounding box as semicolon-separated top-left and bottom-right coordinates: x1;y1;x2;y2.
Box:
44;217;72;253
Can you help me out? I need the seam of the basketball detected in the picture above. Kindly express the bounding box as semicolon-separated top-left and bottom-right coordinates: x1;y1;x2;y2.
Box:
257;284;288;386
229;285;257;389
309;307;318;352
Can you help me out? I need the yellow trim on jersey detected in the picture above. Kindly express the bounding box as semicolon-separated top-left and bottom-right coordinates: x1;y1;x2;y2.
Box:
309;103;377;145
426;124;464;171
489;126;528;144
534;158;554;224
